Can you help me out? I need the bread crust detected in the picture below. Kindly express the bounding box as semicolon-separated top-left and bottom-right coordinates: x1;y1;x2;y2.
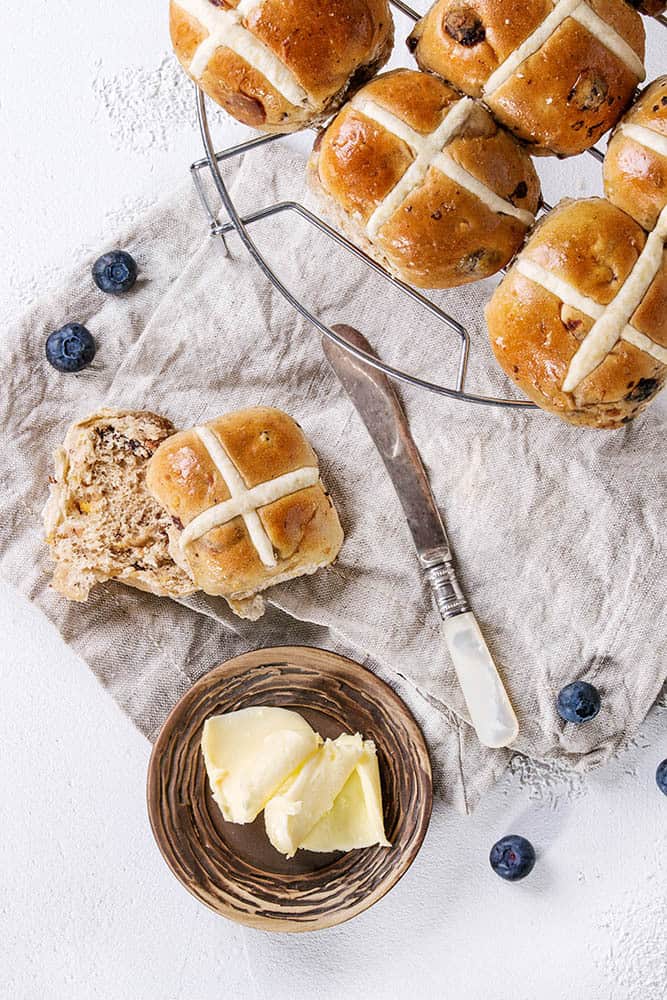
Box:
408;0;645;156
309;69;540;289
44;410;196;602
146;407;344;616
170;0;394;133
486;198;667;428
604;76;667;231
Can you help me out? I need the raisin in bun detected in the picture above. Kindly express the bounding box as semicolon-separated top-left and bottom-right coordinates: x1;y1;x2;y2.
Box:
146;407;343;620
604;76;667;232
170;0;393;133
308;69;540;289
44;410;196;602
628;0;665;16
486;198;667;429
408;0;645;157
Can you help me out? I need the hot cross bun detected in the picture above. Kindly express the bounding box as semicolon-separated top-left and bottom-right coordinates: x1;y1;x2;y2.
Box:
308;69;541;289
170;0;394;133
486;198;667;428
146;407;344;619
604;76;667;232
407;0;646;157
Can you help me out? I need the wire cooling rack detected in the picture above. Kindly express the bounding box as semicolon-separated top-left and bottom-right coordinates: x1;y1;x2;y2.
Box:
189;0;665;409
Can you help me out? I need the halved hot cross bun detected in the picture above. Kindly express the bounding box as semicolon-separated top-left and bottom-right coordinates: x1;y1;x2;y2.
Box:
486;198;667;428
146;407;344;619
44;410;196;603
169;0;394;133
407;0;645;157
604;76;667;232
308;69;541;289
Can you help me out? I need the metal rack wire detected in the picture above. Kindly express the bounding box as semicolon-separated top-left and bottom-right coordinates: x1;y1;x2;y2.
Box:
189;0;664;409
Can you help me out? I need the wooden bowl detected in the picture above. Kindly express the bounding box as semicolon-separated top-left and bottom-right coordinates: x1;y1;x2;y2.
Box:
147;645;432;932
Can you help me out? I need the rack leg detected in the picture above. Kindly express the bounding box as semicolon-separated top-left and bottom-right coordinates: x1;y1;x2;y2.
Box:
217;232;230;256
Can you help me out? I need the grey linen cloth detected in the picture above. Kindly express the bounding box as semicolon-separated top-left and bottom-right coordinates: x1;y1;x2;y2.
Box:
1;143;665;813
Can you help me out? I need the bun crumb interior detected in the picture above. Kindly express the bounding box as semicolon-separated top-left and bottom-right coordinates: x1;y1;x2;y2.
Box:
44;409;196;602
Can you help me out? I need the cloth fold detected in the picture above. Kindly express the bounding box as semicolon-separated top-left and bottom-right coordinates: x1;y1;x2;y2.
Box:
1;142;664;812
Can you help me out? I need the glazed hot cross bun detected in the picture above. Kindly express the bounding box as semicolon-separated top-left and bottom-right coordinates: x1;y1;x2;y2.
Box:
146;407;344;619
408;0;646;157
170;0;394;133
604;76;667;232
308;69;541;289
486;198;667;428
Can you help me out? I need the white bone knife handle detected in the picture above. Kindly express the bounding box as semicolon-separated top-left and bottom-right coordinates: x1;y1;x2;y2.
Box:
422;552;519;748
441;612;519;749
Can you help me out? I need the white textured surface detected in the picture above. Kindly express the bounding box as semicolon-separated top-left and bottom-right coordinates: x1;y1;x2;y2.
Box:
1;2;665;997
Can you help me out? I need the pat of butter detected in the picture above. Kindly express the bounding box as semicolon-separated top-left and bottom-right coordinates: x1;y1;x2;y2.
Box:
201;707;321;824
300;742;391;853
264;733;364;858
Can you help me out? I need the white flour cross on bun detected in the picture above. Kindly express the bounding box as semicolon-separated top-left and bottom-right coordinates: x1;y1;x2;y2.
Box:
175;0;309;107
516;204;667;392
180;425;320;567
482;0;645;98
350;94;536;239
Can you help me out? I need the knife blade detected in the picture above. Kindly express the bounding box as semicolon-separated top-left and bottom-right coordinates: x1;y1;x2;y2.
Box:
323;324;519;749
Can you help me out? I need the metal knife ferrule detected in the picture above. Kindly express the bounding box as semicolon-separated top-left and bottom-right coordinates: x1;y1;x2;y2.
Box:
419;548;470;620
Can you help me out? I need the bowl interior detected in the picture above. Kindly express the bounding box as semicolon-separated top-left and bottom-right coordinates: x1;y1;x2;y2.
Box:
147;646;432;931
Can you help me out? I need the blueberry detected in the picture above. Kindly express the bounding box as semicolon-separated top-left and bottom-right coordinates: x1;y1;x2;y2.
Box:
45;324;96;373
92;250;138;294
656;759;667;796
557;681;601;724
489;835;536;882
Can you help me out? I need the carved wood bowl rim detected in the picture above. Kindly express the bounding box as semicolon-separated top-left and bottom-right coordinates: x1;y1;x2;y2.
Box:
146;645;433;932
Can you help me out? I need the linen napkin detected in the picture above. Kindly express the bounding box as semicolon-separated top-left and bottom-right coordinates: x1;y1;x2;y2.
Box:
1;141;664;813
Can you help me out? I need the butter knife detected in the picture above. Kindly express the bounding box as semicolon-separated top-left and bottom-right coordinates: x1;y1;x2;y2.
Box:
323;324;519;749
